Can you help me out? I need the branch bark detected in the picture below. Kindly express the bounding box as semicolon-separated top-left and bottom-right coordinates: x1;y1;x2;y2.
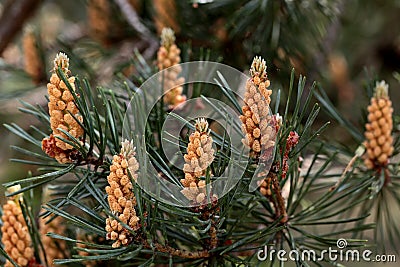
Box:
153;243;210;259
271;173;288;223
0;0;42;55
262;172;288;223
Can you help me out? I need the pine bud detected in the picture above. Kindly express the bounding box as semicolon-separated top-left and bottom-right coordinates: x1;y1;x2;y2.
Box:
1;186;34;267
160;28;176;50
105;140;140;248
250;56;268;84
42;53;84;163
240;56;275;157
363;81;394;169
157;28;186;109
52;52;69;75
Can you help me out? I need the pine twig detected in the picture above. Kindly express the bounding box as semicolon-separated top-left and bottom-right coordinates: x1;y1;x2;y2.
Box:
261;171;288;223
270;173;288;223
146;242;210;259
209;225;218;250
198;206;219;251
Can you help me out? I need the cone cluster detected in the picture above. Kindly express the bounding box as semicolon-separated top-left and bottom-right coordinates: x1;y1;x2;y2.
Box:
157;28;186;109
39;215;67;266
363;81;394;169
1;187;34;267
41;52;84;163
240;56;275;156
105;140;140;248
181;118;215;204
23;28;44;84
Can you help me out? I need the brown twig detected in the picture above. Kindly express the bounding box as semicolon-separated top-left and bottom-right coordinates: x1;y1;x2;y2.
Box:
142;241;210;259
270;173;288;223
209;224;218;250
198;206;219;251
154;243;210;258
265;188;280;217
384;168;391;186
260;171;288;223
0;0;42;55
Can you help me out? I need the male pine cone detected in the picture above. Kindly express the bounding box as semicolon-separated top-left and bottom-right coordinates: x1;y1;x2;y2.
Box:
363;80;394;169
105;140;140;248
41;52;84;163
1;187;34;267
157;28;186;109
181;118;215;205
240;56;275;157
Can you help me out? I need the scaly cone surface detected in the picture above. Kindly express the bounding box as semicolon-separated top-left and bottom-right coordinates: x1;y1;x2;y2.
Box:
240;56;276;157
363;80;394;169
157;28;186;109
41;52;84;163
1;186;34;267
105;140;140;248
181;118;215;205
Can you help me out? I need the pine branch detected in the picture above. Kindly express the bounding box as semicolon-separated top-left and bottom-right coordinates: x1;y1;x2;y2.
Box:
270;173;288;223
152;242;210;259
